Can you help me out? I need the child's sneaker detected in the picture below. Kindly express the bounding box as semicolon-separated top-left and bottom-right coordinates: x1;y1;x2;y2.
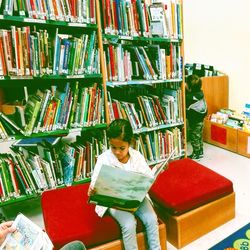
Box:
199;149;204;158
188;153;200;159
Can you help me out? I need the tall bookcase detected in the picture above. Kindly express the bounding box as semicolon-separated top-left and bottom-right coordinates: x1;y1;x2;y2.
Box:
0;0;186;207
98;0;186;164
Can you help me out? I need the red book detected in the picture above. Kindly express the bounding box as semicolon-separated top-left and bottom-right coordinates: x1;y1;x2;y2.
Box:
112;0;118;31
131;0;139;34
7;157;20;195
112;101;120;119
106;0;112;30
153;95;167;123
108;45;116;80
143;3;149;33
0;37;7;75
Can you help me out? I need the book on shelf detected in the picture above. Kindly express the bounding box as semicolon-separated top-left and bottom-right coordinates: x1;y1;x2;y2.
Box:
13;136;61;147
0;111;26;136
0;213;53;250
88;149;176;212
149;3;169;38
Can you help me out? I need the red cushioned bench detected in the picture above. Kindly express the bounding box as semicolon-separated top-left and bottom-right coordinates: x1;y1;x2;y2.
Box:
149;158;235;249
41;183;167;250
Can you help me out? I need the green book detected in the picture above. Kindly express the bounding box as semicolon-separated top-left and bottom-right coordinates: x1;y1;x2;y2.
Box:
24;95;42;135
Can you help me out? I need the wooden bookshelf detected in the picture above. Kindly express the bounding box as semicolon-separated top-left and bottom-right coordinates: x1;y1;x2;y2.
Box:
237;129;250;158
203;119;237;153
203;119;250;158
201;74;229;115
202;74;249;158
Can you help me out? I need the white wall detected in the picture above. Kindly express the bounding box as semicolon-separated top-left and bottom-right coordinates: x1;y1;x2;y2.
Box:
183;0;250;112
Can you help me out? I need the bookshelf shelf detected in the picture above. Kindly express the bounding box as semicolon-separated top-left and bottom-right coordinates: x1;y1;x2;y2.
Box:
0;193;38;208
0;74;102;81
69;123;108;133
0;15;98;29
106;79;183;88
133;122;184;134
103;34;181;43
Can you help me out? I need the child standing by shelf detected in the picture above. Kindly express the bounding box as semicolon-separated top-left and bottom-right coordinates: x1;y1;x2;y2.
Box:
186;74;208;159
88;119;161;250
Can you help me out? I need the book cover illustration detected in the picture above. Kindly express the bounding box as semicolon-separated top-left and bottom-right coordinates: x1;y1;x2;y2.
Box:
0;213;53;250
89;164;153;211
89;149;175;211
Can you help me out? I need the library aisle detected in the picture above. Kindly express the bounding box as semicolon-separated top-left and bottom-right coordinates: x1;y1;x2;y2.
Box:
1;143;249;250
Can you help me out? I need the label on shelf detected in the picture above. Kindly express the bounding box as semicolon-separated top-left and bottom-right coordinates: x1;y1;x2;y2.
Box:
66;75;85;79
68;23;87;27
24;18;46;23
10;76;32;79
119;35;133;40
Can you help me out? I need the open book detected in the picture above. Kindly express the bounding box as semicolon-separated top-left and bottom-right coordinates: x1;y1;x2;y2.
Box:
0;213;53;250
88;149;176;212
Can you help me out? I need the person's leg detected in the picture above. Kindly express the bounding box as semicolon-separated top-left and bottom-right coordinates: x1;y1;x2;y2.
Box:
189;122;203;158
60;241;86;250
135;198;161;250
199;122;205;157
109;208;138;250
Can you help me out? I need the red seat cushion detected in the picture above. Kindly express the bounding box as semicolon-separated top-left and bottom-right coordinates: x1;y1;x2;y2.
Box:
149;158;234;215
41;183;143;249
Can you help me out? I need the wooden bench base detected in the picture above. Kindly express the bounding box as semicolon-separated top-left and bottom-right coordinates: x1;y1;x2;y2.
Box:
156;192;235;249
89;222;167;250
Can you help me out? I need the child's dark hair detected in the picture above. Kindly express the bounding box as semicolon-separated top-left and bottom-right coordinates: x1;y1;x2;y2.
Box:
107;119;133;143
186;74;202;92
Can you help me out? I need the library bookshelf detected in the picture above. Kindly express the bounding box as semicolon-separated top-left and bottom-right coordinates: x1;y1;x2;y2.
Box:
0;0;187;207
201;74;229;116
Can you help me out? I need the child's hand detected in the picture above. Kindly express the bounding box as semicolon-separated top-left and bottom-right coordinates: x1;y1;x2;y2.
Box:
88;187;96;196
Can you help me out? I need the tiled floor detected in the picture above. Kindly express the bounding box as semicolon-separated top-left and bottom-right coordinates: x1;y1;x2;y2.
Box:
1;143;249;250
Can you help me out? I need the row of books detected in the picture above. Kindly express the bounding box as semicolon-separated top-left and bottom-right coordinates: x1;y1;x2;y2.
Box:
1;0;96;23
53;30;99;76
0;27;99;77
0;124;184;201
100;0;183;39
0;85;183;141
104;43;182;81
0;82;105;137
135;127;184;162
107;89;183;130
0;135;107;201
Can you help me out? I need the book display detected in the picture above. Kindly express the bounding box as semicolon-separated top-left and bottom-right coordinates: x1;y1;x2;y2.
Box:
0;0;187;206
203;108;250;158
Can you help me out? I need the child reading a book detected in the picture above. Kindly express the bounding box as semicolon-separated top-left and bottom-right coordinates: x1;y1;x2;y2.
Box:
186;74;208;159
88;119;162;250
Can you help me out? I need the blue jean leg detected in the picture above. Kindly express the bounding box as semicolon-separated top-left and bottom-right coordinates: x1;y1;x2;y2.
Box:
109;208;138;250
135;198;161;250
109;198;161;250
